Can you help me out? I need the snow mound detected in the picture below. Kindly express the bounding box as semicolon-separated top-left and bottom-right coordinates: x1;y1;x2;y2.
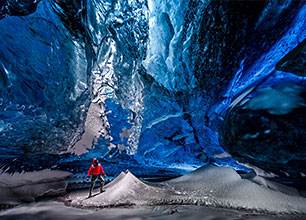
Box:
0;169;71;204
163;165;306;214
64;166;306;215
65;170;168;208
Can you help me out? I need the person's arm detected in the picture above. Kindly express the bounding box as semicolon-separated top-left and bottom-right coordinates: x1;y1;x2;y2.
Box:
87;166;93;179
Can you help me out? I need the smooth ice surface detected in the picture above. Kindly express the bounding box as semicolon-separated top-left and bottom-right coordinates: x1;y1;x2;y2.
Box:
219;81;306;187
63;166;306;215
0;169;71;204
246;84;306;115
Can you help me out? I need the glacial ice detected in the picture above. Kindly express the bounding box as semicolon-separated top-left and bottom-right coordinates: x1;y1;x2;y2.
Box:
0;1;90;154
219;82;306;187
246;84;305;115
0;0;306;190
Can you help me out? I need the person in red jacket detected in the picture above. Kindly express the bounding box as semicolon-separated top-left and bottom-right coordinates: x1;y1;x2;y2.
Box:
87;158;106;198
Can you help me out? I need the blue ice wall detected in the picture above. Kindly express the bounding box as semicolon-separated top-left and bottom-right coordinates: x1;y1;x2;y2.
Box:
0;1;90;155
1;0;306;188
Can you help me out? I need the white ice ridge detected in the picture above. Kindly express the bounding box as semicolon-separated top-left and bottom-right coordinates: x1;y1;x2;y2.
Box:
0;169;71;204
63;166;306;215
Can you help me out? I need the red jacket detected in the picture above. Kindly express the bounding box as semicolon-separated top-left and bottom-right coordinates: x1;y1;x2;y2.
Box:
87;163;105;177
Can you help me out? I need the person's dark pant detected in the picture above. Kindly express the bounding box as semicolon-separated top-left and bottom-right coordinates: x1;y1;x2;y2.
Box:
89;175;105;196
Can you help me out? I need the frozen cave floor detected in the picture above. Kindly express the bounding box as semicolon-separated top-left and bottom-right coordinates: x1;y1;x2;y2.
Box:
61;165;306;216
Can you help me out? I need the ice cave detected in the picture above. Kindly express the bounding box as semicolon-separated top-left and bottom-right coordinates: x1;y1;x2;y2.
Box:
1;0;306;219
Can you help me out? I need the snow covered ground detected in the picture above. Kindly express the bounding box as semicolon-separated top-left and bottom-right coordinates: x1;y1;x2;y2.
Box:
0;169;71;204
62;165;306;215
0;201;302;220
0;165;306;219
63;169;171;208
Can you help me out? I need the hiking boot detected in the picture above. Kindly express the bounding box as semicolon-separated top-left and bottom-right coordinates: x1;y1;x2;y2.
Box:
100;189;105;193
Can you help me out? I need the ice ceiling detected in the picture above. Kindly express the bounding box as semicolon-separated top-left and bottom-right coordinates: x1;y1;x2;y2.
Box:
0;0;306;188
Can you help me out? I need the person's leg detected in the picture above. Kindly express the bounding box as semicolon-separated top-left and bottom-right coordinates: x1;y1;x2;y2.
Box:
98;175;105;192
89;175;97;197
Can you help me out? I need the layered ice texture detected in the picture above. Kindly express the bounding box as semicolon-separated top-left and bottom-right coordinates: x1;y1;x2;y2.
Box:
0;0;306;190
0;1;90;155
